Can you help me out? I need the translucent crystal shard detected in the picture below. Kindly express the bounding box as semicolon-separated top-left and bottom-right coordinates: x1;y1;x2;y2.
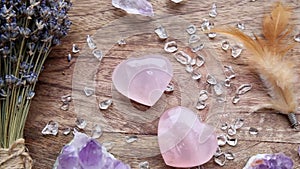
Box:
232;95;240;104
164;41;178;53
249;127;258;135
60;103;69;111
186;24;197;35
224;78;231;87
196;101;206;110
75;118;87;129
92;49;103;61
236;84;252;95
112;0;154;17
185;65;193;73
233;118;244;129
220;123;228;131
171;0;183;3
61;94;72;103
226;137;238;146
139;161;150;169
196;55;205;67
189;34;200;43
72;44;80;53
91;124;103;139
99;99;113;110
155;26;168;40
207;32;216;39
209;3;217;18
214;153;226;166
198;90;208;101
118;39;127;46
294;34;300;42
164;82;174;93
206;74;217;85
67;53;72;62
190;43;204;53
237;22;245;30
192;71;202;80
102;142;114;151
42;121;59;136
231;45;243;58
86;35;97;49
225;152;235;160
125;135;138;143
221;40;230;51
217;134;227;146
62;127;71;135
174;51;191;65
27;91;35;100
224;65;235;79
84;87;94;97
201;19;213;31
227;125;236;136
213;83;223;96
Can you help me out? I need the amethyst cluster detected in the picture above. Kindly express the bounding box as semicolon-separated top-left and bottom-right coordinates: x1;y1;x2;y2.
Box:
243;153;293;169
54;132;131;169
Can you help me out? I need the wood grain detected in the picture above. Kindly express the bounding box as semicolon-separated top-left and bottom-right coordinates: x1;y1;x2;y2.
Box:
24;0;300;168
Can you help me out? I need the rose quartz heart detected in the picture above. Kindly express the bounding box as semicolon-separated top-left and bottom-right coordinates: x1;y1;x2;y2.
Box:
112;54;173;106
158;106;218;168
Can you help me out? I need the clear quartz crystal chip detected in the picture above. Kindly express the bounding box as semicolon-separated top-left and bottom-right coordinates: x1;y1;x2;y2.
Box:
209;3;217;18
164;41;178;53
237;22;245;30
174;51;191;65
236;84;252;95
87;35;97;49
102;142;114;151
196;54;205;67
164;82;174;93
224;65;236;79
228;125;237;136
214;153;226;166
125;135;138;143
84;87;94;97
27;91;35;100
72;44;80;53
221;40;230;51
225;152;235;160
249;127;259;135
208;32;217;39
224;78;231;87
231;45;243;58
192;71;202;80
199;90;209;101
91;124;103;139
61;94;72;103
190;58;196;66
189;34;200;43
67;53;72;62
206;74;217;85
154;26;168;40
60;103;69;111
226;136;238;146
201;19;213;31
221;123;228;130
92;49;103;61
99;99;113;110
117;39;126;46
214;147;223;157
185;65;193;73
294;34;300;42
186;24;197;35
196;101;206;110
171;0;183;3
233;118;244;129
217;134;227;146
75;118;87;129
213;83;223;96
42;121;59;136
191;43;204;53
232;95;240;104
62;127;71;135
139;161;150;169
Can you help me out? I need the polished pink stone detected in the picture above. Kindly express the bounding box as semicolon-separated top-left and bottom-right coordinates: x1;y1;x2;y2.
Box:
158;106;218;168
112;54;173;106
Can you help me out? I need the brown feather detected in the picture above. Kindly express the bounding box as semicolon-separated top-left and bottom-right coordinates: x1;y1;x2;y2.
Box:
213;2;298;114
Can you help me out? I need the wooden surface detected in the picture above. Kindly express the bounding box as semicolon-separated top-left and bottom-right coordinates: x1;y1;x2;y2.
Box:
24;0;300;169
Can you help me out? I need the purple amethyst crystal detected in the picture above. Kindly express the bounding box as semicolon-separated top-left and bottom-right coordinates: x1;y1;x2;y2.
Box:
112;0;154;16
243;153;293;169
54;132;130;169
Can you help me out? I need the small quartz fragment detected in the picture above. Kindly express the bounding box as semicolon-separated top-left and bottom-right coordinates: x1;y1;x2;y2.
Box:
232;95;240;104
189;34;200;43
42;121;59;136
226;137;238;146
99;99;113;110
125;135;138;143
139;161;150;169
67;53;72;62
190;43;204;53
174;51;191;65
164;41;178;53
62;127;71;135
92;49;103;61
60;103;69;111
201;19;214;31
118;39;127;46
237;22;245;30
231;45;243;58
155;26;168;40
224;78;231;87
225;152;235;160
220;123;228;131
192;71;202;80
199;90;209;101
213;83;223;96
196;101;206;110
206;74;217;85
91;124;103;139
294;34;300;42
221;40;230;51
214;153;226;166
84;87;94;97
249;127;258;135
185;65;193;73
102;142;114;151
112;0;154;16
214;147;223;157
86;35;97;49
164;82;174;93
75;118;87;129
233;118;244;129
196;55;205;67
190;58;196;66
27;91;35;100
171;0;183;3
72;44;80;53
186;24;197;35
61;94;72;103
207;32;216;39
224;65;235;80
209;3;217;18
227;125;236;136
243;153;293;169
236;84;252;95
217;134;227;146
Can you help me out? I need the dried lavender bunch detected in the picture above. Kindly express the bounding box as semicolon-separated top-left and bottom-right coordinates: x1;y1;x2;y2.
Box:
0;0;72;148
